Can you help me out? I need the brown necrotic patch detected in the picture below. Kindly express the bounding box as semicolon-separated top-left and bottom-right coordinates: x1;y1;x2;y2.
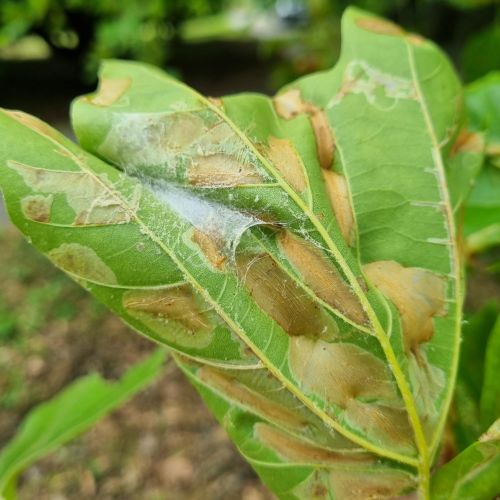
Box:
322;171;355;246
88;77;131;106
48;243;118;285
450;129;485;156
7;160;140;225
265;136;306;193
363;260;446;350
199;367;307;430
191;229;227;270
21;194;53;222
6;110;62;141
123;286;214;349
278;232;365;324
255;423;374;466
236;253;338;338
356;17;404;36
288;336;415;453
288;337;399;410
187;154;264;187
327;469;416;499
273;89;334;170
344;400;414;452
273;89;309;119
310;110;335;170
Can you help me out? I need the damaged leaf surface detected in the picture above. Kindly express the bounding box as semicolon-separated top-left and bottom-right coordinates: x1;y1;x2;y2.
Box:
0;7;468;499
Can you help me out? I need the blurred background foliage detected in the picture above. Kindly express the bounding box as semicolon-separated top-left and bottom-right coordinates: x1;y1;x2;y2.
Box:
0;0;498;91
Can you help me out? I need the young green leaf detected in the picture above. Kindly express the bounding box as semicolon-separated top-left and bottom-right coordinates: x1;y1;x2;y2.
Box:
431;418;500;500
481;314;500;431
464;72;500;254
452;304;500;451
0;7;468;498
0;349;167;497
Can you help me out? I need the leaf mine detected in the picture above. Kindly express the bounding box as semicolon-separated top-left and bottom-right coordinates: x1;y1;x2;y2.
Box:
255;423;375;466
236;253;339;339
356;17;404;36
7;160;140;225
278;231;365;323
264;136;307;193
191;229;227;270
288;337;400;409
322;170;355;246
87;77;131;106
123;286;214;349
21;194;53;223
362;260;446;350
199;367;307;431
48;243;118;285
187;153;264;187
273;89;335;170
6;110;61;141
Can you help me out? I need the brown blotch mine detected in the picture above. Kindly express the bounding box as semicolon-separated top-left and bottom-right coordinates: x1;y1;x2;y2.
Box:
363;260;447;350
288;337;399;409
21;194;53;222
344;399;414;451
278;231;365;324
255;423;374;465
187;154;264;187
310;110;335;170
328;469;416;499
273;89;334;170
192;229;227;270
237;253;337;338
163;113;206;151
123;285;212;333
89;78;131;106
266;136;306;193
199;367;306;430
356;17;404;36
208;96;224;108
48;243;118;284
273;88;309;119
450;129;485;156
6;110;61;141
322;170;355;246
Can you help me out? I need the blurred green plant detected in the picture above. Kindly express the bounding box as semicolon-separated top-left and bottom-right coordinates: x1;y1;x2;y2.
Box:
0;348;168;499
464;72;500;255
0;0;498;86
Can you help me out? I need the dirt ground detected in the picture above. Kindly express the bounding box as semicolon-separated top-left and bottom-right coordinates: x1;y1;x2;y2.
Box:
0;227;274;500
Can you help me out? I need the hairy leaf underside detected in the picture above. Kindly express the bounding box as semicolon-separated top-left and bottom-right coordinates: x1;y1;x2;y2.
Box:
0;8;481;498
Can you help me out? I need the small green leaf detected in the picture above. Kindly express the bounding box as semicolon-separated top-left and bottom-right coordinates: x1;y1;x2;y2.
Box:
464;72;500;253
481;315;500;430
453;304;500;450
431;418;500;500
0;349;167;496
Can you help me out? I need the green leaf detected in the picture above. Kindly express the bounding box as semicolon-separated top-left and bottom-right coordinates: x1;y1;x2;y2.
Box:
464;72;500;253
452;304;500;450
0;349;167;496
0;7;467;498
481;315;500;430
431;419;500;500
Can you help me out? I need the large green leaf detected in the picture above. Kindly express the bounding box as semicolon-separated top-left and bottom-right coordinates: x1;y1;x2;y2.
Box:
0;8;469;498
0;349;167;498
431;418;500;500
464;72;500;254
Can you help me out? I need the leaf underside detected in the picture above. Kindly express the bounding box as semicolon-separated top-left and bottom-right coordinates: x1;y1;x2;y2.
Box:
0;8;478;498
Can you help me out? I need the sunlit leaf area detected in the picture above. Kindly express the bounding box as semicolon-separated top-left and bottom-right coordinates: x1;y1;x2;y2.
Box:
0;1;499;499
